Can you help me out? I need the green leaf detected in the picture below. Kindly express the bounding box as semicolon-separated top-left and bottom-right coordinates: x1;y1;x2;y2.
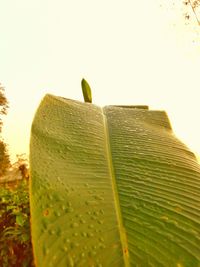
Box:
30;94;200;267
81;78;92;103
6;205;16;211
16;213;26;226
20;232;30;242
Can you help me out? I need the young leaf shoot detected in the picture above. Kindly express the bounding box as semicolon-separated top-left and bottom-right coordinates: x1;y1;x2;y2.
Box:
81;78;92;103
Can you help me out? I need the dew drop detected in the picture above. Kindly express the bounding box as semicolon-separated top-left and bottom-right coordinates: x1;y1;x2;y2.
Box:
80;219;86;224
65;188;70;193
43;245;49;256
87;232;94;238
47;194;53;200
94;196;104;200
93;211;99;216
174;204;182;213
171;220;178;226
52;194;62;202
49;229;56;235
62;246;68;252
99;243;106;249
99;209;104;214
71;222;79;228
63;238;71;244
88;250;97;256
56;227;62;237
88;224;94;229
42;219;49;230
57;176;61;182
81;252;85;258
70;242;79;248
54;211;61;217
61;205;66;210
52;255;57;261
66;207;74;213
73;232;78;237
81;232;87;237
67;202;72;207
160;216;168;221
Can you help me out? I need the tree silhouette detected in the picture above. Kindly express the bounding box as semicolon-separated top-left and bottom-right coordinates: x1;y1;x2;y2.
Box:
0;84;10;176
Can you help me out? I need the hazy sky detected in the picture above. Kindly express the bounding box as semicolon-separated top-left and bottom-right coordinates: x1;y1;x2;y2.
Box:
0;0;200;162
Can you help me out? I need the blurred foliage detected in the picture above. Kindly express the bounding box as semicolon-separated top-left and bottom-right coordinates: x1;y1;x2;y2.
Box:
0;179;34;267
0;84;9;116
0;84;32;266
14;153;29;180
0;141;11;177
0;84;9;132
0;84;10;176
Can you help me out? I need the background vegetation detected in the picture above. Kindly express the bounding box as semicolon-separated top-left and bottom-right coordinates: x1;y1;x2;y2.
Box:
0;84;34;266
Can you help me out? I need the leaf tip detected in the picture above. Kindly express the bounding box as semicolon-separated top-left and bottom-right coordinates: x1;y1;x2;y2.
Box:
81;78;92;103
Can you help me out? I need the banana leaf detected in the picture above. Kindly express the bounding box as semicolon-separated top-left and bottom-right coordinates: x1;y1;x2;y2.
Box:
29;94;200;267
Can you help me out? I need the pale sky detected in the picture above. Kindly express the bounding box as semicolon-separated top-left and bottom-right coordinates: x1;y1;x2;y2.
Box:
0;0;200;163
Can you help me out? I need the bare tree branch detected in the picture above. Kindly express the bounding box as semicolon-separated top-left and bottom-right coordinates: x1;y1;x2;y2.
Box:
188;0;200;25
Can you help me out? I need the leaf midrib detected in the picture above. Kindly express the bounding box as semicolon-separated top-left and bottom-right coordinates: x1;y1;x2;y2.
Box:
102;107;130;267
